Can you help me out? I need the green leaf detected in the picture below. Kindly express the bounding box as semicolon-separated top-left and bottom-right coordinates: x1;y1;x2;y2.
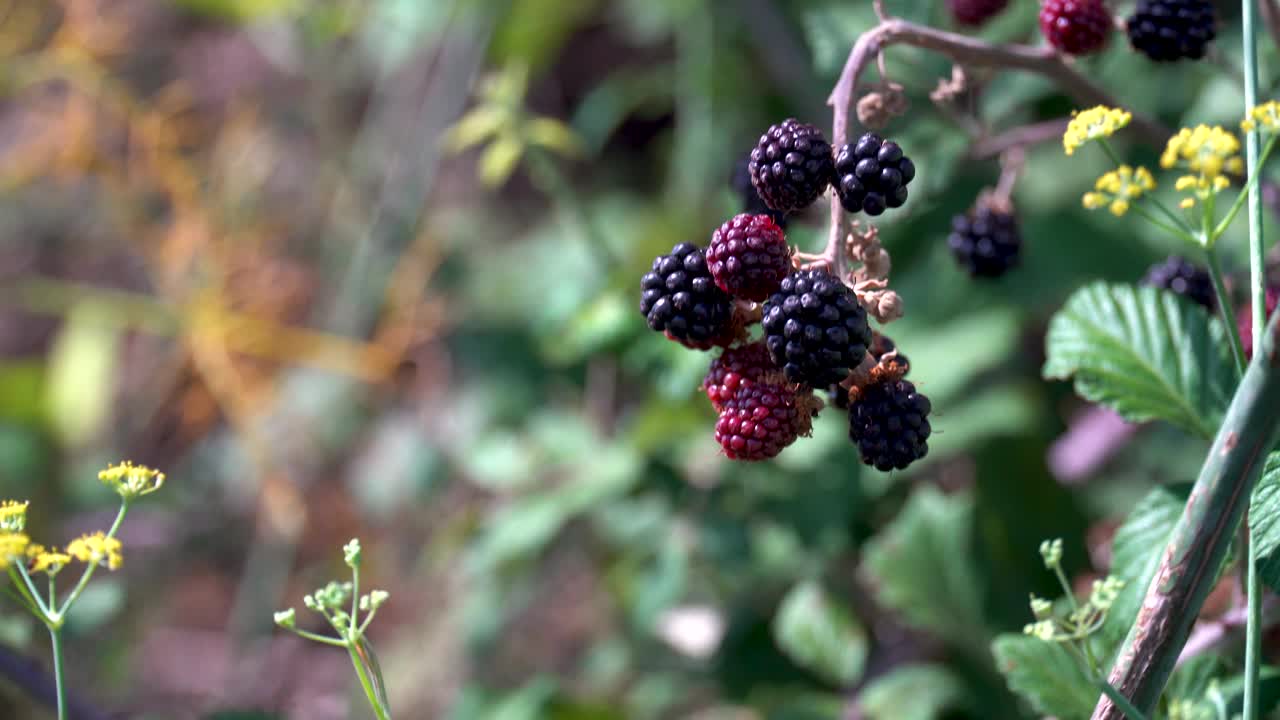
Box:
526;117;584;158
442;106;507;154
992;634;1097;719
856;664;966;720
861;487;984;643
480;133;526;187
1100;485;1186;654
771;580;868;687
1249;452;1280;592
46;302;120;447
1043;283;1234;439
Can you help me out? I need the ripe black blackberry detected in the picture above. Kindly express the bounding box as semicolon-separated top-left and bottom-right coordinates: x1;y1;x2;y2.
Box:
949;0;1010;26
1040;0;1113;56
748;119;835;214
762;269;873;387
732;157;788;227
848;377;932;471
833;134;916;216
715;382;816;461
640;242;735;350
706;213;792;302
1142;255;1215;311
1126;0;1215;62
948;203;1023;278
703;341;777;411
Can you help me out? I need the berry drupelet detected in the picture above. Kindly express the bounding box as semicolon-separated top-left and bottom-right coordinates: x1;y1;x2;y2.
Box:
848;377;933;471
715;382;816;461
706;213;792;302
703;341;778;411
732;157;788;227
640;242;735;350
762;269;874;387
1126;0;1215;62
1142;255;1216;311
948;204;1023;278
949;0;1010;26
749;119;835;214
1040;0;1113;56
833;133;916;216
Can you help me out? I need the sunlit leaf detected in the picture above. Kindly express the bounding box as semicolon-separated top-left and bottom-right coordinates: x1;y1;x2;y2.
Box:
992;634;1097;718
857;664;966;720
772;580;868;686
1249;453;1280;592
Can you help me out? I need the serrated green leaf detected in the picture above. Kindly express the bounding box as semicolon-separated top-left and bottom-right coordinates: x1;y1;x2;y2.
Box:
861;487;984;643
1043;283;1234;439
992;634;1097;719
1100;485;1187;654
1249;453;1280;593
771;580;868;687
856;664;966;720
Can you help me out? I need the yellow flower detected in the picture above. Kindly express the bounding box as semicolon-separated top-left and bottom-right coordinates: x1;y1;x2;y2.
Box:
1242;100;1280;133
0;532;31;565
0;500;29;532
98;461;165;500
66;531;122;570
1064;106;1132;155
1081;165;1156;216
1161;125;1242;179
29;547;72;575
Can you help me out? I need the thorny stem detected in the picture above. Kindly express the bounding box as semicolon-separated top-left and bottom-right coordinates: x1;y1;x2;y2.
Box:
1096;679;1151;720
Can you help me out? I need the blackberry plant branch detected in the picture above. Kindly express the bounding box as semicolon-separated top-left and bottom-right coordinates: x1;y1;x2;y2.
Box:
1090;310;1280;720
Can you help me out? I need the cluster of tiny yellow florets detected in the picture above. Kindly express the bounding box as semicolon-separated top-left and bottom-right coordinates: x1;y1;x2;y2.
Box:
66;531;123;570
1160;125;1243;207
0;500;28;532
26;544;72;575
1242;100;1280;133
1063;106;1132;155
1082;165;1156;216
98;461;165;500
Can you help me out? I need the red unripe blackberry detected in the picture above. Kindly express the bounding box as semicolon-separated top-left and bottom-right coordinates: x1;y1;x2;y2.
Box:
1040;0;1113;56
706;213;792;302
948;205;1022;278
1238;288;1280;360
714;382;816;461
833;134;915;216
748;119;835;214
640;242;735;350
762;269;874;387
848;378;932;472
732;156;788;228
703;341;778;410
1142;255;1215;312
1126;0;1215;62
949;0;1010;26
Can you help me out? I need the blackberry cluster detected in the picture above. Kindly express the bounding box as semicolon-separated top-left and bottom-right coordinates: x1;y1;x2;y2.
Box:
1039;0;1113;56
833;134;916;216
706;213;791;302
640;242;735;350
732;157;788;227
949;0;1010;26
1126;0;1215;62
762;269;874;387
1142;256;1215;311
640;119;932;471
948;204;1023;278
848;378;933;471
748;119;835;214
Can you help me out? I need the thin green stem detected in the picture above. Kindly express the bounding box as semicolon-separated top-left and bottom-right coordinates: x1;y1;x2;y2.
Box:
349;566;360;636
10;565;49;619
58;501;129;617
347;641;391;720
1242;2;1264;717
48;626;66;720
289;628;349;648
1213;135;1278;240
1096;679;1150;720
1129;204;1199;245
1205;248;1248;374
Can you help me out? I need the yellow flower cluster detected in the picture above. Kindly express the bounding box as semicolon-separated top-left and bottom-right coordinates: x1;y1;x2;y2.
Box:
1161;125;1243;179
0;500;28;532
1082;165;1156;216
67;531;123;570
98;461;165;500
1063;106;1132;155
26;544;72;575
0;532;30;564
1242;100;1280;133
